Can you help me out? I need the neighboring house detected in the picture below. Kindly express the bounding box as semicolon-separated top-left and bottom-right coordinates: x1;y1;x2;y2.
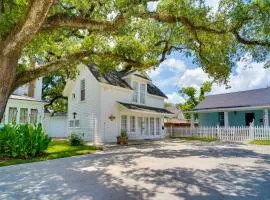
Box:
63;64;173;143
0;78;46;127
164;105;198;127
190;87;270;127
44;111;67;138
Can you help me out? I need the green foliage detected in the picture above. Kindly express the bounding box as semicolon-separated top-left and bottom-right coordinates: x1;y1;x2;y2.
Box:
250;140;270;145
0;124;51;158
179;81;212;119
120;130;127;137
69;133;83;146
172;136;219;142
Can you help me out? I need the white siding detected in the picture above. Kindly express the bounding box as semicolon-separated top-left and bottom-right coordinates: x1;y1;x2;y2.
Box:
146;94;165;108
66;65;101;142
100;84;132;142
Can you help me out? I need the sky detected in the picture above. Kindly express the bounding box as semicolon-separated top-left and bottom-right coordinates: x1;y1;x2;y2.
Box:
147;0;270;104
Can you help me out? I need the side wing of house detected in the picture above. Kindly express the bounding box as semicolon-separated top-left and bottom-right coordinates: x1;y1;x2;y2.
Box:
63;64;102;142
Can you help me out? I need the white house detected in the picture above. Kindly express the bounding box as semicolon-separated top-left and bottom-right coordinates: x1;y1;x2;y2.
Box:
0;78;46;127
63;64;173;143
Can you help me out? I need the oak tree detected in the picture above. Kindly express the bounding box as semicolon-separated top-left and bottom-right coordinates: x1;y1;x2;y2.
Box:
0;0;269;120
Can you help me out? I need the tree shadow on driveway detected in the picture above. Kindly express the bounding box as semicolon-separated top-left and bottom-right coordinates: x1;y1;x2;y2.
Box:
0;140;270;200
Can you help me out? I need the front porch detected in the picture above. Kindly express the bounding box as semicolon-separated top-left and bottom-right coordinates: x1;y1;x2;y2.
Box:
191;108;270;127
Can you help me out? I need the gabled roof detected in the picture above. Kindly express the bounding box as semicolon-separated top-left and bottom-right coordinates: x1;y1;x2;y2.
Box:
118;102;173;114
88;66;167;98
195;87;270;111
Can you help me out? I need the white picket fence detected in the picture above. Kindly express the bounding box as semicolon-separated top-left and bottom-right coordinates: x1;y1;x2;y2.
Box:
168;126;270;142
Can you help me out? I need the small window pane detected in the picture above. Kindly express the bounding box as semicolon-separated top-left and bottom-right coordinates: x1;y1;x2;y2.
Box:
69;120;74;127
80;79;86;101
132;82;139;103
121;115;127;131
130;116;136;132
140;84;146;104
156;118;160;135
150;117;155;136
145;117;149;135
75;120;80;128
30;109;38;124
20;108;28;123
8;107;17;124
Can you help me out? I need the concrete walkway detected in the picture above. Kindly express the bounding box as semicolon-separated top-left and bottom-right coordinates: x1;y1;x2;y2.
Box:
0;140;270;200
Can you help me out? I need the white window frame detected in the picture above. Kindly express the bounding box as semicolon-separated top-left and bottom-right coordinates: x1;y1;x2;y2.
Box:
140;83;146;104
150;117;155;136
132;81;139;103
121;115;128;132
30;109;38;124
130;116;136;132
156;118;160;135
8;107;17;124
69;119;80;128
20;108;28;124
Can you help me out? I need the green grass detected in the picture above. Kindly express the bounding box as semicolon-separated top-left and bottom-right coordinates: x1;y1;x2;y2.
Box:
172;136;219;142
0;140;102;167
250;140;270;145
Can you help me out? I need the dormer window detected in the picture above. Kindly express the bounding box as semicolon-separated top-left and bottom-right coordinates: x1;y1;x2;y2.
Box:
132;81;139;103
132;81;146;104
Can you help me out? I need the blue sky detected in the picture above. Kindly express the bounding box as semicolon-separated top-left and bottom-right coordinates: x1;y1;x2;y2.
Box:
147;1;270;104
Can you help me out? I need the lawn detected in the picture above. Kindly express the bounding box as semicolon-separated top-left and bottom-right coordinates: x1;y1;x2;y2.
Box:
250;140;270;145
172;136;219;142
0;140;102;167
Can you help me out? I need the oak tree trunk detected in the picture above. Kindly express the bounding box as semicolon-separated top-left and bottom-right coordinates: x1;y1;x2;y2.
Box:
0;53;18;122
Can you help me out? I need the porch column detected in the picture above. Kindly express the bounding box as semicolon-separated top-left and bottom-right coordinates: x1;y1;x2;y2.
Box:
264;109;269;127
190;113;195;128
224;112;229;127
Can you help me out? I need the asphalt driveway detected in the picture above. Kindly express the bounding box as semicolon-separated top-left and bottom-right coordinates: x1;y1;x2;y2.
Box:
1;140;270;200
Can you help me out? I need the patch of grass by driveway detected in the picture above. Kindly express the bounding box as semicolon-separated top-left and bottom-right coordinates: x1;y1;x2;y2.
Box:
0;140;102;167
250;140;270;145
172;136;219;142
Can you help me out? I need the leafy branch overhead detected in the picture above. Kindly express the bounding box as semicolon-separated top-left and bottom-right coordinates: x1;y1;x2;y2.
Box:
0;0;269;118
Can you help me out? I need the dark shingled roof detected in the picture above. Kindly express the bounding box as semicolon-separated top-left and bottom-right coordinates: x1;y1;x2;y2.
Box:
118;102;173;114
195;87;270;111
88;66;167;98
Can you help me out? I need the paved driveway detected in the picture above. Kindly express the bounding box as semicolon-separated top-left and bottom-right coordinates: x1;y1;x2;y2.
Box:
1;140;270;200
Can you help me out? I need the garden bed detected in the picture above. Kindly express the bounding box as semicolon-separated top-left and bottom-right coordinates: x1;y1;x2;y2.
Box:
250;140;270;145
0;140;102;167
171;136;219;142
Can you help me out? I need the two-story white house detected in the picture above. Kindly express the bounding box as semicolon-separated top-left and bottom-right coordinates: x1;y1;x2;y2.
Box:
63;64;173;143
0;78;46;127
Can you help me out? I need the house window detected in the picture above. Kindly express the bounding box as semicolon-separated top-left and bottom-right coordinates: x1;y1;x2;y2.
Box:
137;117;143;135
69;119;80;128
140;84;146;104
121;115;127;131
218;112;224;126
156;118;160;135
8;107;17;123
20;108;28;123
132;81;139;103
150;117;155;136
80;79;86;101
144;117;149;135
30;109;38;124
130;116;136;132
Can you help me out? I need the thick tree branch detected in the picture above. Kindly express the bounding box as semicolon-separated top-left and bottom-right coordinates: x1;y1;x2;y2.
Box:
43;14;125;32
46;95;67;107
2;0;54;56
13;51;144;89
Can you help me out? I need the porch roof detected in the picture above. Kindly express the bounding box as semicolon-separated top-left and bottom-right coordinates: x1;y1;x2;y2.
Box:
193;87;270;112
118;102;173;115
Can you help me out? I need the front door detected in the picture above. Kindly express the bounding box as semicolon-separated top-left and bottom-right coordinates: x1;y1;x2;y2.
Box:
245;113;255;126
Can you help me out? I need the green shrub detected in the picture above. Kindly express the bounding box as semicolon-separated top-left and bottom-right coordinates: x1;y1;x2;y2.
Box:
69;133;83;146
120;130;127;137
0;124;51;158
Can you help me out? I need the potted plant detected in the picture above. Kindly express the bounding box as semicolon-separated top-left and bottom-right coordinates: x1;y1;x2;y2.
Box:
117;130;128;145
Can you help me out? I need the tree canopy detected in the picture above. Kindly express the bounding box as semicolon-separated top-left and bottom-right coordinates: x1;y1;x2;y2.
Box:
0;0;269;119
179;81;212;119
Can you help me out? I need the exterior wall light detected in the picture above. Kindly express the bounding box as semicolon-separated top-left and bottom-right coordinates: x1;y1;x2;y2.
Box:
109;114;116;121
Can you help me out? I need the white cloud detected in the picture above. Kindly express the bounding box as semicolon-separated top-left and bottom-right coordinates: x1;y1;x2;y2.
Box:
166;92;185;104
205;0;220;13
178;68;209;89
163;58;187;72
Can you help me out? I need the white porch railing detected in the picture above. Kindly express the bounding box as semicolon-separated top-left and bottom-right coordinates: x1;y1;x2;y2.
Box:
167;126;270;142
